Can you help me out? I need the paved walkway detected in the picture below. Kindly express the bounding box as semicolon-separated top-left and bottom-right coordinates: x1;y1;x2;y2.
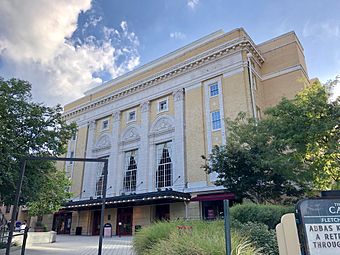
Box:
10;235;135;255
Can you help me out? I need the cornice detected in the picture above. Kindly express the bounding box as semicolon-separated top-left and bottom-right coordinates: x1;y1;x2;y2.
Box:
63;37;264;120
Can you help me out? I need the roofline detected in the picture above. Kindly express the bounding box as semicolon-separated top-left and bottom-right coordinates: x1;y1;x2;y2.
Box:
84;29;225;96
257;31;304;51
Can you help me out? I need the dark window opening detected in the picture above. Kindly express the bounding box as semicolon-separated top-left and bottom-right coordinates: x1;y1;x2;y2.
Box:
155;204;170;221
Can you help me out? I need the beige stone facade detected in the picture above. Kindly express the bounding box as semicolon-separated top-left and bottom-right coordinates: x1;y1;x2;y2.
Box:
53;28;309;236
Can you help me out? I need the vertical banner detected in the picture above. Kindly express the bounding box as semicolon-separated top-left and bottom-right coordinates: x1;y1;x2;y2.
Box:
296;199;340;255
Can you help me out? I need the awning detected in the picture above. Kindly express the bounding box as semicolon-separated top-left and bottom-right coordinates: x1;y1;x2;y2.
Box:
62;190;191;210
191;192;235;202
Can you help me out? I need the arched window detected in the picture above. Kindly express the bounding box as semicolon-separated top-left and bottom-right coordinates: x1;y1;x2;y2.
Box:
156;141;172;188
123;150;138;192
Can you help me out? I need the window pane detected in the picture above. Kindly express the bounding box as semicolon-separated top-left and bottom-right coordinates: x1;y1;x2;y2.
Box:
158;100;168;112
210;83;219;97
102;120;109;130
156;141;172;188
123;150;138;192
211;111;221;130
128;111;136;121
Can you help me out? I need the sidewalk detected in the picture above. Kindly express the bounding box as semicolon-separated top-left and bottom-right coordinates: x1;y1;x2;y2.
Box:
10;235;135;255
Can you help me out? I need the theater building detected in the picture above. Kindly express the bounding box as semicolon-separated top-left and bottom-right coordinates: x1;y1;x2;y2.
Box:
53;28;310;235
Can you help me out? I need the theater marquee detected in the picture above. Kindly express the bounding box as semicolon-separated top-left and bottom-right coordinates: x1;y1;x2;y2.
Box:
297;198;340;255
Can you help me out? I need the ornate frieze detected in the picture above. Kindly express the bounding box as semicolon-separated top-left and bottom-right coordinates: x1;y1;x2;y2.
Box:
64;37;264;119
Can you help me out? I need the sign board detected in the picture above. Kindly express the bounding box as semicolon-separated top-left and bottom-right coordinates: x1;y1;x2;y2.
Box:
296;198;340;255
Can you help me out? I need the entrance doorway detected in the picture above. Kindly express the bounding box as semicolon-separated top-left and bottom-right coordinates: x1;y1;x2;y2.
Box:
92;210;101;235
53;212;72;234
116;207;133;236
155;204;170;221
202;200;224;220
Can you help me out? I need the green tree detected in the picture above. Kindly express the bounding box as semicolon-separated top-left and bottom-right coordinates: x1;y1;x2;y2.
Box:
27;170;71;218
0;77;76;205
203;114;307;203
203;81;339;202
265;81;339;189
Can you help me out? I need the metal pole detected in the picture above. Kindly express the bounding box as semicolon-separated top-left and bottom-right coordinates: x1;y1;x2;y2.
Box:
6;159;26;255
223;199;231;255
21;227;29;255
98;160;108;255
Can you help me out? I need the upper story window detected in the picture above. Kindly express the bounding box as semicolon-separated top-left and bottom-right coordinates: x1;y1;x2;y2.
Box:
123;150;138;192
127;110;136;123
211;111;221;130
156;141;172;188
102;119;109;131
158;98;168;113
209;83;219;97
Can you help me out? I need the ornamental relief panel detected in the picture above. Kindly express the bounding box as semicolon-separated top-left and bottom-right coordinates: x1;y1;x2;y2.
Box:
150;115;175;136
120;124;141;147
93;133;111;152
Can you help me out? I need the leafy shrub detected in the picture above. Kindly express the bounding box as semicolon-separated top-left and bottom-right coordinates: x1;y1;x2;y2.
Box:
232;221;278;255
230;203;293;229
133;220;261;255
133;220;184;255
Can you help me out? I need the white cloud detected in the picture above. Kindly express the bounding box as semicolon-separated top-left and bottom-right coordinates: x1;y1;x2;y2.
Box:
187;0;199;9
170;32;186;40
302;20;340;39
0;0;140;106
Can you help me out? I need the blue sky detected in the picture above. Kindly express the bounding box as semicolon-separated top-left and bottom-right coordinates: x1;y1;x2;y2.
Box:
0;0;339;105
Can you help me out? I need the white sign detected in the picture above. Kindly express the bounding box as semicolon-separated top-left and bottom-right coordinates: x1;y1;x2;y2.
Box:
297;199;340;255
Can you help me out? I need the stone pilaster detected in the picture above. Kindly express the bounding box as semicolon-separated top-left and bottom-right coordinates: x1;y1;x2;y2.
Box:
82;120;96;199
137;101;150;193
109;111;121;196
173;89;186;190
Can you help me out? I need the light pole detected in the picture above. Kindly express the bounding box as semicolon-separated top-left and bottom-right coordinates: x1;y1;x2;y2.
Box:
6;156;109;255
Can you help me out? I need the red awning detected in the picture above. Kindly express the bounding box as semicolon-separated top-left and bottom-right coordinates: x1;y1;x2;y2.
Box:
191;193;235;202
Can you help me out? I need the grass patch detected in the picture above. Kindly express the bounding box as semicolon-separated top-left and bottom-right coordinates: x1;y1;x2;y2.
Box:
134;220;261;255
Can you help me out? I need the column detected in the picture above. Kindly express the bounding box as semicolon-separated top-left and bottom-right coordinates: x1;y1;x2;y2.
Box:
107;111;121;197
82;120;96;199
173;89;186;190
137;101;150;193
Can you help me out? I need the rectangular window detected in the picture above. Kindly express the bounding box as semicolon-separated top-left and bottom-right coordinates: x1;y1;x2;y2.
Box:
123;150;138;192
210;83;219;97
158;98;168;113
5;205;10;213
95;157;108;197
102;119;109;130
156;141;172;188
211;111;221;130
252;74;257;91
127;110;136;123
71;133;76;140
